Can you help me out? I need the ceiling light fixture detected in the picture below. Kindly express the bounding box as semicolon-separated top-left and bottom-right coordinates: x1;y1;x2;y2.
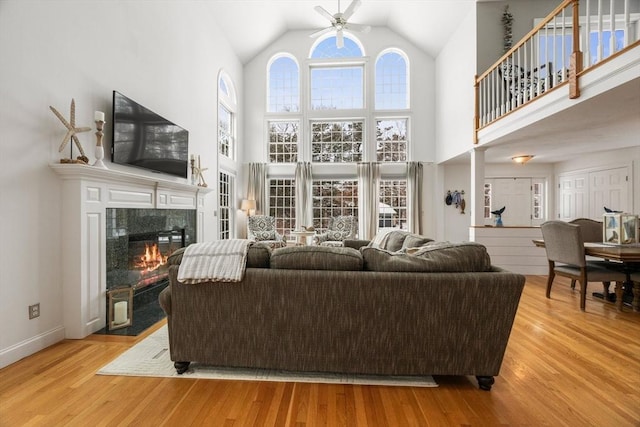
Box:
511;155;535;164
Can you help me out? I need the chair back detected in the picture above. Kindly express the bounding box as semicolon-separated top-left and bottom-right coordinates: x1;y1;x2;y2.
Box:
540;221;586;267
247;215;277;241
569;218;603;242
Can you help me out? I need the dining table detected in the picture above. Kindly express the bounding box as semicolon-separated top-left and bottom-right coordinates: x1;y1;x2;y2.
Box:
532;239;640;312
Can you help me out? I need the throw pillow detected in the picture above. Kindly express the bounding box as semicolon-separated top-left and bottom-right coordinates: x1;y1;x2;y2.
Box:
361;242;492;272
254;230;276;241
401;234;434;250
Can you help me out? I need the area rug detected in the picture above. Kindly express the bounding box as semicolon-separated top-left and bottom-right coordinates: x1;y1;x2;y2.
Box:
97;325;438;387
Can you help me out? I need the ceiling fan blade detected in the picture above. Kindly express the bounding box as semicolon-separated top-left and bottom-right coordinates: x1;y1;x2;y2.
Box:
336;29;344;48
342;0;361;21
345;23;371;33
309;26;334;38
314;6;336;24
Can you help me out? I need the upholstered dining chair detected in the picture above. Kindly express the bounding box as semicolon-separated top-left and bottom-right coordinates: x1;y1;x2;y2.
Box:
540;221;626;311
314;215;357;247
568;218;606;291
247;215;286;249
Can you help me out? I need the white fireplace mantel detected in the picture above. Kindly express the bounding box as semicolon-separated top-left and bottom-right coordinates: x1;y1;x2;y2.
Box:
51;163;212;338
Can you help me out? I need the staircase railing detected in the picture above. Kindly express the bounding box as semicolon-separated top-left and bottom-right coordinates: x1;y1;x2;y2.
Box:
474;0;640;140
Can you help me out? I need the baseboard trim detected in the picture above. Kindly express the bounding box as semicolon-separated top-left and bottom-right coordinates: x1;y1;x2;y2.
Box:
0;326;65;369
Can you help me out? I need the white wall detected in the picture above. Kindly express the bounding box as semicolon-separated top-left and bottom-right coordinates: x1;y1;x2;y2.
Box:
435;7;477;164
0;0;242;368
475;1;558;74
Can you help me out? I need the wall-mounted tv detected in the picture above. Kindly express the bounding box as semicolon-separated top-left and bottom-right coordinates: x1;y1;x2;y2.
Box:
111;91;189;178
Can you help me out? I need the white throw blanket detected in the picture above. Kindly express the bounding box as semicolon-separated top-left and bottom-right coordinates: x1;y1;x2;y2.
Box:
177;239;253;284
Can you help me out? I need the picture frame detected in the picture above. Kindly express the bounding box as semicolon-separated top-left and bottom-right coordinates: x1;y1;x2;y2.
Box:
603;213;639;245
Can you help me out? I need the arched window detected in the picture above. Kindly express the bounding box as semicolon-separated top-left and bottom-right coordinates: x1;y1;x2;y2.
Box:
375;50;409;110
218;71;237;159
310;33;364;59
268;55;299;112
309;34;365;111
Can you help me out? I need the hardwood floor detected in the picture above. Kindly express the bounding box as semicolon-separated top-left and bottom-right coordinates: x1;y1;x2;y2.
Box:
1;276;639;426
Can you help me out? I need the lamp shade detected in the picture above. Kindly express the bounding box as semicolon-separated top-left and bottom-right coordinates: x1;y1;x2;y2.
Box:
241;199;256;211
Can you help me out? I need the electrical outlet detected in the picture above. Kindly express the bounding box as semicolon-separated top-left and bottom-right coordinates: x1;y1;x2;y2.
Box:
29;303;40;319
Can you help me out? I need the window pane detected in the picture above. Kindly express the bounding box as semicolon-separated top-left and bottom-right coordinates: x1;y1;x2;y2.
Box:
310;66;364;110
311;36;363;58
268;121;299;163
379;180;407;230
218;104;233;158
376;119;407;162
269;179;296;238
375;52;408;109
312;180;359;231
311;120;363;163
219;172;233;240
268;56;299;112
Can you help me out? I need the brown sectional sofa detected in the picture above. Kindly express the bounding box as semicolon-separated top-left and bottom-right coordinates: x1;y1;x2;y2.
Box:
159;232;525;390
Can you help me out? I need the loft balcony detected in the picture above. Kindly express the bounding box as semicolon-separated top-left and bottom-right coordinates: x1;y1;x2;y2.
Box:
474;0;640;163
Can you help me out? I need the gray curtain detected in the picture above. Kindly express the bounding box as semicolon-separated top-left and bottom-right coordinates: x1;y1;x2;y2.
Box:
247;163;266;214
357;162;380;240
407;162;423;234
295;162;312;229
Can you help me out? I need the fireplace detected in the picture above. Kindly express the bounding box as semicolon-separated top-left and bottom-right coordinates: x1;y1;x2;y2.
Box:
105;208;196;331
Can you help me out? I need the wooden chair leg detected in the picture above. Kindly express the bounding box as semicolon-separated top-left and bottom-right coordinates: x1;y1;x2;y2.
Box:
546;265;555;299
570;279;576;290
615;281;624;311
579;279;587;311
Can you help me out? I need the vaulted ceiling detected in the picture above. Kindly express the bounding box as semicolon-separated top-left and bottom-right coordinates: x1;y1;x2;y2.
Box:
207;0;477;64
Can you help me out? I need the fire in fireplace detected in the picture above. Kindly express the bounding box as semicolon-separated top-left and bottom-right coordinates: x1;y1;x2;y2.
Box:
106;209;196;291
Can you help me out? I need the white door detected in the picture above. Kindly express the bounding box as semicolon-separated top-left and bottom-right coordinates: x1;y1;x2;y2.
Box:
589;167;629;219
490;178;532;226
557;172;589;220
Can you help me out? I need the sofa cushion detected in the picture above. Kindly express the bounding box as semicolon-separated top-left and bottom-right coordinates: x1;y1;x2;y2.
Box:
271;246;363;271
401;234;434;250
367;230;434;252
167;243;271;268
246;243;272;268
361;242;492;272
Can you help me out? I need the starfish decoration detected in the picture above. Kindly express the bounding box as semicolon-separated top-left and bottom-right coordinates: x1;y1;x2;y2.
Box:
49;98;91;157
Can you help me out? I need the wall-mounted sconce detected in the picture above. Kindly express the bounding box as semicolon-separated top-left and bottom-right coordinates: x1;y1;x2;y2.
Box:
511;155;535;164
241;199;256;217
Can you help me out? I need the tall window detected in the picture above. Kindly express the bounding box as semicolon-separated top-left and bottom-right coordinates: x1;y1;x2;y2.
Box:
269;179;296;237
311;120;363;162
375;50;409;110
268;55;299;112
379;180;407;229
310;66;364;110
268;121;298;163
219;171;233;239
218;73;236;159
376;119;407;162
312;180;358;232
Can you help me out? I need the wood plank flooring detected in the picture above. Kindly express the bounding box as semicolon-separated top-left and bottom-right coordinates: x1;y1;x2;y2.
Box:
1;276;639;426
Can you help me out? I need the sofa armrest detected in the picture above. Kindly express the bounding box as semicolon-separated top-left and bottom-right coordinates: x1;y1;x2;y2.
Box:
344;239;370;250
159;286;171;315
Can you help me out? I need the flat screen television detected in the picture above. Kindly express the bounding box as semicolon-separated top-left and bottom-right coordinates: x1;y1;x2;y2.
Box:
111;91;189;178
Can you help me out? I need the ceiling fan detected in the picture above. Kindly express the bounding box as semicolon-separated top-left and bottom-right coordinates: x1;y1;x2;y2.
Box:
309;0;371;48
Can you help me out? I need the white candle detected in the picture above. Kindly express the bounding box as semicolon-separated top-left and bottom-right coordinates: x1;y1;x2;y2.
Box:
114;301;128;324
94;111;105;122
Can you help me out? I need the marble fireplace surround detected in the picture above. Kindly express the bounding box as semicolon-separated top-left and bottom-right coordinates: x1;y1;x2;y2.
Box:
51;164;211;338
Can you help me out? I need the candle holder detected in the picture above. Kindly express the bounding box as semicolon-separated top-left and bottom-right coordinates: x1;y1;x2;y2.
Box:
93;112;107;168
107;287;133;330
